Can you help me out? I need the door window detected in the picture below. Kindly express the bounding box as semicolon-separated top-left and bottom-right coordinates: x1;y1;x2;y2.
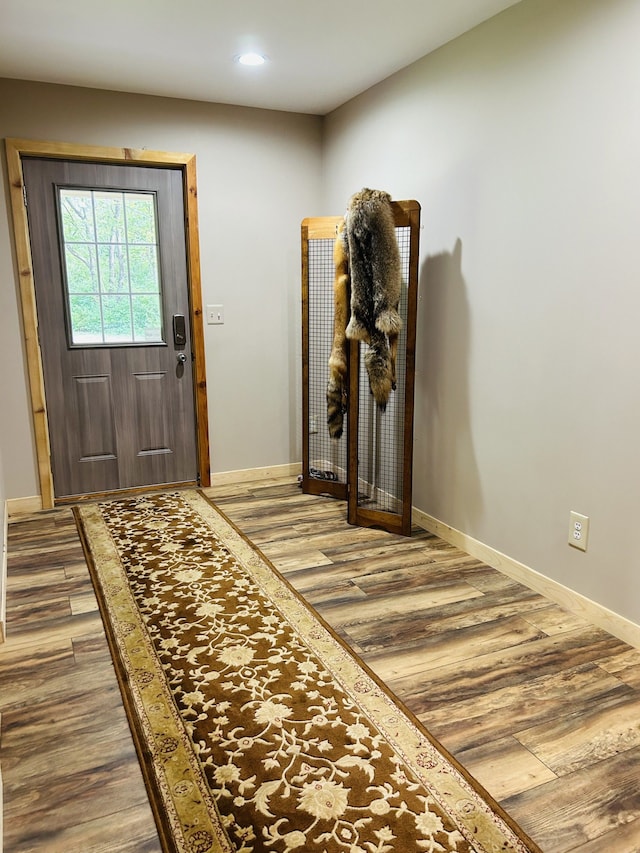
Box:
58;188;164;346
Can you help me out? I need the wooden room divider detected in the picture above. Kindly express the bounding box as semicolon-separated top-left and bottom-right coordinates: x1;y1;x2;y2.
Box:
301;200;421;536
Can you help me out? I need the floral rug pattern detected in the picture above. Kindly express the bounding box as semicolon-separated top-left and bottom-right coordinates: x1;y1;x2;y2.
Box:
75;490;539;853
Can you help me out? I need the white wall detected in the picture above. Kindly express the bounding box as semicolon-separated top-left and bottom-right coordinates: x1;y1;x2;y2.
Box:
0;79;323;497
322;0;640;625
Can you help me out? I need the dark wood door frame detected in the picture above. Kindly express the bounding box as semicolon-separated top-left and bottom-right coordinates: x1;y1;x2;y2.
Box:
5;138;210;508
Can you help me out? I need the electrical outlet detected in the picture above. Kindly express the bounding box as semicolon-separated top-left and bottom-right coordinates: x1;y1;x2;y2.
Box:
569;511;589;551
309;415;318;434
206;304;224;325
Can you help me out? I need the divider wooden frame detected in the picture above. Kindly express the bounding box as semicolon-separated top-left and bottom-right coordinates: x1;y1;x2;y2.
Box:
301;215;348;502
4;138;210;509
301;201;420;536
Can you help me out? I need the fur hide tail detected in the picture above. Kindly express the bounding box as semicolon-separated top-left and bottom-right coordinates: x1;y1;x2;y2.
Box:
326;376;346;439
327;222;350;439
364;330;393;412
344;188;402;409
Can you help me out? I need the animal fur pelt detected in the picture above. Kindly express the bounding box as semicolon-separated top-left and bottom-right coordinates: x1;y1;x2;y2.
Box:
344;188;402;410
326;221;350;439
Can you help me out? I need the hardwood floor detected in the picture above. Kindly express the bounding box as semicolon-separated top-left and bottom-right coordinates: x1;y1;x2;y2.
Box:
1;506;161;853
2;475;640;851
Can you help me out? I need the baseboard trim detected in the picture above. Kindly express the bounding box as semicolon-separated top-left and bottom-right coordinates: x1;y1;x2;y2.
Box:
7;495;42;518
209;463;301;487
412;506;640;650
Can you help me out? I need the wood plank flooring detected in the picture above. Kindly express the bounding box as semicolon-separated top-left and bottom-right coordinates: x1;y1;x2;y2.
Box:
2;475;640;851
1;507;161;853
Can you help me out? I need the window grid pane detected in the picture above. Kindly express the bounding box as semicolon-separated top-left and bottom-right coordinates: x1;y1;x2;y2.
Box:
59;188;163;345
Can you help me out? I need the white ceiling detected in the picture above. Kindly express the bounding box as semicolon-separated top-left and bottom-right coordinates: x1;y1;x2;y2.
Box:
1;0;522;115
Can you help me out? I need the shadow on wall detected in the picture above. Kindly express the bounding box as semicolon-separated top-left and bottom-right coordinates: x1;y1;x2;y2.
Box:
414;238;482;530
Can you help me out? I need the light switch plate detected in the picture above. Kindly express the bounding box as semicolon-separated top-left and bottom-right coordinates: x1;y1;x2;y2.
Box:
206;304;224;325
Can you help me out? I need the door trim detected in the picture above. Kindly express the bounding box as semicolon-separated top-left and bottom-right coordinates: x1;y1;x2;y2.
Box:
4;138;210;508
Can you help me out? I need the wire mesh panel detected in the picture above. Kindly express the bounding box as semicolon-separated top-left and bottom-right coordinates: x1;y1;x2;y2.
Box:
301;218;348;499
354;226;410;515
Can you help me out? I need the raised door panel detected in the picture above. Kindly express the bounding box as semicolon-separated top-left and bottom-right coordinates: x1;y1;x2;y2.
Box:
73;374;117;461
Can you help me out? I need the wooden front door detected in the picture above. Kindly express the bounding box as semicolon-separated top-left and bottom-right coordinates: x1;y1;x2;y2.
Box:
22;157;200;500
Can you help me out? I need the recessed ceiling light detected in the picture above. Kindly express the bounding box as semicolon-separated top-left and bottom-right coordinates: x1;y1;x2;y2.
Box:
236;52;267;67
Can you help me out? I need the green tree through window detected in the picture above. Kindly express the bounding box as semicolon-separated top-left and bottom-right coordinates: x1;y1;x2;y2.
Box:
59;188;163;345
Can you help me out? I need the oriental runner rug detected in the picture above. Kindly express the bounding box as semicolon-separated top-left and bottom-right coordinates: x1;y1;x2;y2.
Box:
74;490;541;853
